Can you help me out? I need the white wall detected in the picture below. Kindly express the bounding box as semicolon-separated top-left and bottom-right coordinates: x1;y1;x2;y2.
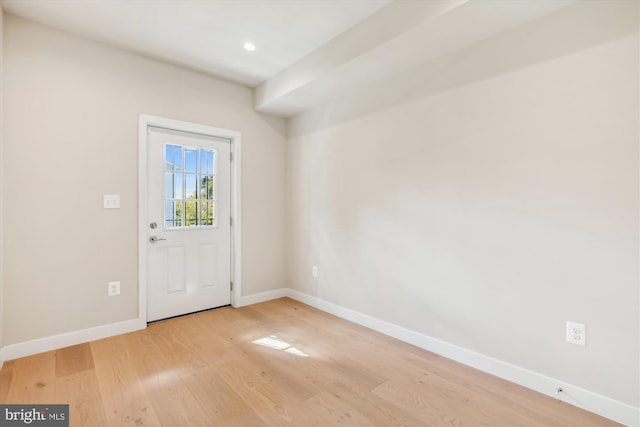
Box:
287;1;639;409
2;15;286;345
0;6;4;356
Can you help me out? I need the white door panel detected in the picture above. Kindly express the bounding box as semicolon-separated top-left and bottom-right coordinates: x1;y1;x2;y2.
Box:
146;126;231;321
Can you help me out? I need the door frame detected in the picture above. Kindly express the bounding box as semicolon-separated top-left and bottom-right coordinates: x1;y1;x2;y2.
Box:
138;114;242;323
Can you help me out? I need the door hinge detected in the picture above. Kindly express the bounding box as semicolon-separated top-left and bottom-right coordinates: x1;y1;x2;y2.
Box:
230;281;233;291
230;217;233;226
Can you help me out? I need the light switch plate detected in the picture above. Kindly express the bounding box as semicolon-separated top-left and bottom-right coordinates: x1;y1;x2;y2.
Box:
104;194;120;209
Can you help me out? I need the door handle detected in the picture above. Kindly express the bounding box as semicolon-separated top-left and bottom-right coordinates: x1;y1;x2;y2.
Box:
149;236;167;242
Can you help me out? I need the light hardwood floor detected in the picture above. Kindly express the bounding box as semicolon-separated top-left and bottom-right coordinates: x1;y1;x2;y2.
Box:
0;298;621;426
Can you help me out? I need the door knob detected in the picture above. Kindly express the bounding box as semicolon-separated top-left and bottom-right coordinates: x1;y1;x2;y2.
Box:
149;236;167;242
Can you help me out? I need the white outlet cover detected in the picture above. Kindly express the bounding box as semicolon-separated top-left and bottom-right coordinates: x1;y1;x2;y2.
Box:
108;281;121;296
312;265;318;278
104;194;121;209
566;321;586;346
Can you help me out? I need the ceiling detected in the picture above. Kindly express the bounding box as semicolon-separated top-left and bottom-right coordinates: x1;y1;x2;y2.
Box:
0;0;392;87
1;0;577;117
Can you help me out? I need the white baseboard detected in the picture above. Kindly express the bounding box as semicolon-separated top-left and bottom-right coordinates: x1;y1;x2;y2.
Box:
286;289;640;427
236;288;289;307
0;317;145;362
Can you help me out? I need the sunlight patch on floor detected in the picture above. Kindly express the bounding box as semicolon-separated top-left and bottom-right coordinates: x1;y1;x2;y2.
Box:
252;335;309;357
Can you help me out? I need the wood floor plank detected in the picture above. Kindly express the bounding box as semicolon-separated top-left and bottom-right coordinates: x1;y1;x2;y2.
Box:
0;361;15;402
55;344;95;378
299;384;431;427
205;305;278;344
292;352;389;395
183;366;268;426
119;327;214;427
0;298;622;427
297;391;390;426
4;351;57;404
90;334;162;427
145;319;209;374
56;370;108;427
373;376;532;427
217;343;320;402
153;309;234;364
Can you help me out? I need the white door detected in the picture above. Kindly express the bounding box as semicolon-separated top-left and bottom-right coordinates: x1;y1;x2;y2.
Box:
146;126;231;322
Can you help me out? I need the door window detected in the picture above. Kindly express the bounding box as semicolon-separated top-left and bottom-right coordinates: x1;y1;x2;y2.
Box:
164;144;216;229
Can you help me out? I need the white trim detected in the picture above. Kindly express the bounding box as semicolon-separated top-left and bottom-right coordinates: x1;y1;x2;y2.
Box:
236;288;289;307
286;289;640;427
137;117;148;324
0;318;144;362
230;131;242;308
138;114;242;320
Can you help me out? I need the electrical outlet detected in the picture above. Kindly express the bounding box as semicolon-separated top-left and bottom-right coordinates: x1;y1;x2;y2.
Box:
104;194;120;209
566;321;585;346
312;265;318;278
108;281;121;296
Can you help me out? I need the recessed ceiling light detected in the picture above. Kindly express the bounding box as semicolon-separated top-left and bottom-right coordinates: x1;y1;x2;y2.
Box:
243;42;256;52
